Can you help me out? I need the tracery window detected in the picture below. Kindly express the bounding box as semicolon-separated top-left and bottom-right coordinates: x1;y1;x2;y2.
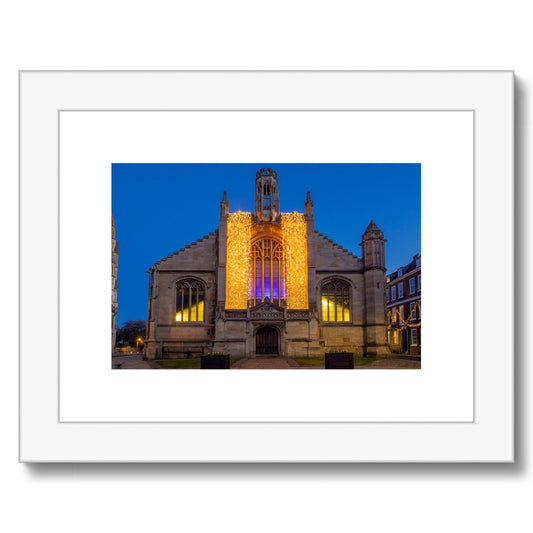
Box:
175;278;205;322
250;238;285;306
321;278;351;322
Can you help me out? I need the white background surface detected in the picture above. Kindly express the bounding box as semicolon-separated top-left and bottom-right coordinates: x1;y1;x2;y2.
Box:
21;72;510;462
1;2;529;533
60;111;473;423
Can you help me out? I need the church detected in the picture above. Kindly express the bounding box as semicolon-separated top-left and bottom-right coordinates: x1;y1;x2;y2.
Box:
143;168;389;359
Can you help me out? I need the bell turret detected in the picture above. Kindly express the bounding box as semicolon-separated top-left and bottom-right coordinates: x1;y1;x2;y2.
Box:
254;168;280;222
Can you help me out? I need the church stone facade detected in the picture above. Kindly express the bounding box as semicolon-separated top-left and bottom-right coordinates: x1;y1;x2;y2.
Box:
144;168;389;359
112;216;119;352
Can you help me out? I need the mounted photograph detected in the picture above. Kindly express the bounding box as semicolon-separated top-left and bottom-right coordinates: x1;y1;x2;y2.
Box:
25;72;501;459
112;163;421;370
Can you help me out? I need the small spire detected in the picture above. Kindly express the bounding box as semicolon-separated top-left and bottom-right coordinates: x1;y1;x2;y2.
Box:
220;190;229;217
360;220;385;244
360;219;386;269
304;190;314;218
364;220;380;233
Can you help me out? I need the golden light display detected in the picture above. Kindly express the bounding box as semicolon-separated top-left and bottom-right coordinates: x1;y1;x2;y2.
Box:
387;301;421;329
225;211;252;309
226;211;308;309
281;212;308;309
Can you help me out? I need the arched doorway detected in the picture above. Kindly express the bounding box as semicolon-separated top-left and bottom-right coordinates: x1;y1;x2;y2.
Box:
256;326;279;355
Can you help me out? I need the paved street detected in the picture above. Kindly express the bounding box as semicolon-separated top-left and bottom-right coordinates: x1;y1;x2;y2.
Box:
112;353;155;369
358;356;421;369
112;354;421;369
231;356;420;369
231;357;301;369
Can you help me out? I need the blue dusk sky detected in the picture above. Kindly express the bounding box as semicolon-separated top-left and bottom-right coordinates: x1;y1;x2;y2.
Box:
112;163;421;326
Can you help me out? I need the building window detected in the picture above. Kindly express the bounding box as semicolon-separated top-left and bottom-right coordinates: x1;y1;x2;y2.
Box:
386;288;390;301
416;257;421;268
411;329;418;345
398;268;403;276
250;238;285;306
399;305;404;324
409;278;416;294
410;302;416;321
391;286;396;300
175;278;206;322
418;274;421;291
321;278;351;322
398;283;404;299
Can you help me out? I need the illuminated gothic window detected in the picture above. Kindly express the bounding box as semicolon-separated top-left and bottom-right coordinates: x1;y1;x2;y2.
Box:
321;278;351;322
250;238;285;306
175;278;205;322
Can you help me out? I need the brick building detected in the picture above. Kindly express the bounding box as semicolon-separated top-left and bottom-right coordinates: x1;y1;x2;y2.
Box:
386;254;421;355
143;168;390;359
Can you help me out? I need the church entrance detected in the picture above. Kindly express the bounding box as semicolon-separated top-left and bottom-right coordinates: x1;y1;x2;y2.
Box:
256;327;279;355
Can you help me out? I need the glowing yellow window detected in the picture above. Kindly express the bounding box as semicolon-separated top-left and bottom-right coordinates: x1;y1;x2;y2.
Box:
175;279;205;322
321;279;351;322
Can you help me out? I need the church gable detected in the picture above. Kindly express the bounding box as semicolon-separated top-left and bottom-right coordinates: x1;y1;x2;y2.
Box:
143;167;389;360
314;231;362;270
155;230;218;271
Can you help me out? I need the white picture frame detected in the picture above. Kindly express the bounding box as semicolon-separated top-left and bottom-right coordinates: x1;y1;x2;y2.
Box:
19;71;514;462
